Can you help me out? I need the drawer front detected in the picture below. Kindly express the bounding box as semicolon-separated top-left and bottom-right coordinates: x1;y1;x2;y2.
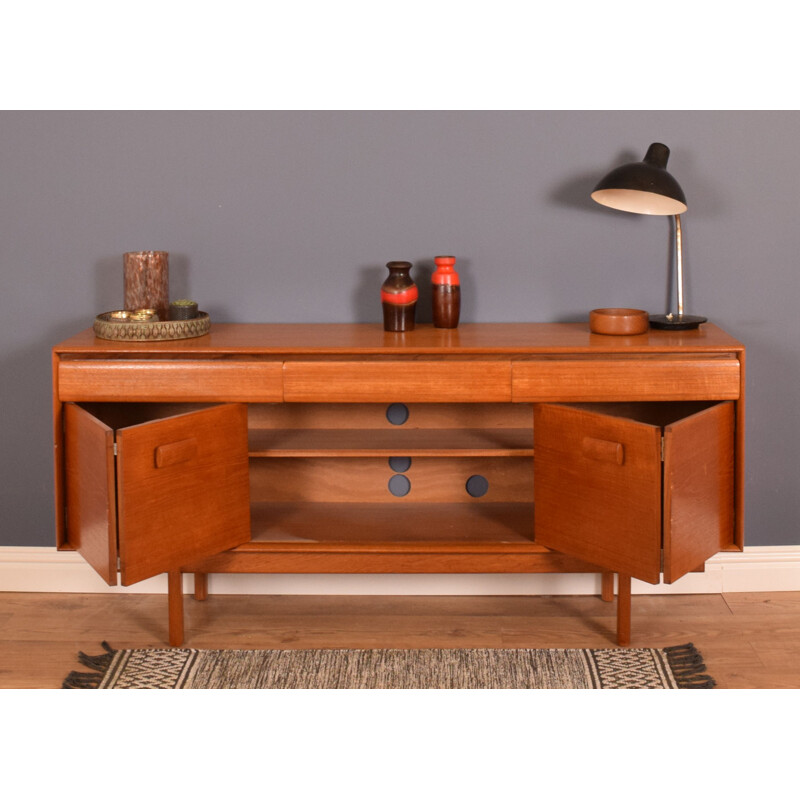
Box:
283;361;511;402
58;360;284;402
512;357;741;402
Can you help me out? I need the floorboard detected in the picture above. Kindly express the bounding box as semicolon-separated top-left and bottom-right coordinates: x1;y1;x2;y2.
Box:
1;591;799;688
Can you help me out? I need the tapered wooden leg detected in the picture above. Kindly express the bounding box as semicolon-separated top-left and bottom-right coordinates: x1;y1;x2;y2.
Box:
194;572;208;601
601;572;615;602
168;571;184;647
617;573;631;647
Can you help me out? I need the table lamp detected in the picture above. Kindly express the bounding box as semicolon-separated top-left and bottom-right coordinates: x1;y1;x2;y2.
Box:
591;142;706;330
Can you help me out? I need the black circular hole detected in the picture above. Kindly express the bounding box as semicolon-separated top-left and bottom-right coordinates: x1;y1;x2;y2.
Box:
386;403;409;425
388;456;412;473
465;475;489;498
388;474;411;497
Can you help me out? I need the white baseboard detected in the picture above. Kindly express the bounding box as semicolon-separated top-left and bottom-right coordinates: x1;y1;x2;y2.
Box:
1;545;799;595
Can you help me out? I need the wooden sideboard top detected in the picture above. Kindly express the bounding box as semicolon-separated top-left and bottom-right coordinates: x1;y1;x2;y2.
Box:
54;322;744;356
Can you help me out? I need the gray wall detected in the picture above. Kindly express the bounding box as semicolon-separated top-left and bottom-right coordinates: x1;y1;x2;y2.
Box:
2;111;797;548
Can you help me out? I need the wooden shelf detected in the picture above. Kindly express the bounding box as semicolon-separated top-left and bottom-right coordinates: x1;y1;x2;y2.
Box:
244;502;538;550
248;428;534;457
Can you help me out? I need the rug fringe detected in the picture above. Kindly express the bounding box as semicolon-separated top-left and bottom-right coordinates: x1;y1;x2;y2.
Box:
62;641;117;689
664;643;716;689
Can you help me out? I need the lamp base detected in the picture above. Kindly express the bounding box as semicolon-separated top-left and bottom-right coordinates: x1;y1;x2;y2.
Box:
649;313;707;331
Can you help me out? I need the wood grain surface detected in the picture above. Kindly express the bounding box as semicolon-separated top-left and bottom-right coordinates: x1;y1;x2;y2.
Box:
2;591;797;689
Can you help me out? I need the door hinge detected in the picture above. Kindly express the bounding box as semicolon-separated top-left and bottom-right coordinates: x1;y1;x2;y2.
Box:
113;442;118;457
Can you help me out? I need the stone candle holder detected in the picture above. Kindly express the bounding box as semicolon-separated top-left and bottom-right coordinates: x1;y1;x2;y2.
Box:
123;251;169;321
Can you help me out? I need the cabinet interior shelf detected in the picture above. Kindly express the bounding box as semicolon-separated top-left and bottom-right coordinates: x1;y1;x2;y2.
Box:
248;428;535;457
245;501;538;549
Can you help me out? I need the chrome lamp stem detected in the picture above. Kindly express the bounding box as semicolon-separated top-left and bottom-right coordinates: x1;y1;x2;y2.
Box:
675;214;684;318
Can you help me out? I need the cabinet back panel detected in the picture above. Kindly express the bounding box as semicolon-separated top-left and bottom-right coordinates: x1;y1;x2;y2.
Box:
248;403;532;430
249;456;534;504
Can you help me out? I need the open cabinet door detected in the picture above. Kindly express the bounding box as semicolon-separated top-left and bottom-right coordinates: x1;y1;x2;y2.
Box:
64;403;119;585
534;403;663;584
663;401;734;583
116;404;251;585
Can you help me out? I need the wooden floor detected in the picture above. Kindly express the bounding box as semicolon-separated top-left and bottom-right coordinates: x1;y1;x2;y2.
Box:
1;590;799;688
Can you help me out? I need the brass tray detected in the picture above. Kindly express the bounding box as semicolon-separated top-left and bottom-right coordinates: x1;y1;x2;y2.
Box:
94;311;211;341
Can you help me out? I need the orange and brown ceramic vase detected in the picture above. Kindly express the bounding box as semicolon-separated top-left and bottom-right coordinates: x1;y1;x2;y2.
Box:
432;255;460;328
381;261;418;332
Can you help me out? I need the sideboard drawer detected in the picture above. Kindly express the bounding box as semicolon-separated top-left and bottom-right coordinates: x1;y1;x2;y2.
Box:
283;361;512;402
512;356;741;402
58;360;284;402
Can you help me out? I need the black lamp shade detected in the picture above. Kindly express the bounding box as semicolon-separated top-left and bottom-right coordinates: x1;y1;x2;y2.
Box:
591;143;687;216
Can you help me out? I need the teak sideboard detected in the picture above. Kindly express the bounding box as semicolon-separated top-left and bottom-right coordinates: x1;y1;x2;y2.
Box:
52;323;745;647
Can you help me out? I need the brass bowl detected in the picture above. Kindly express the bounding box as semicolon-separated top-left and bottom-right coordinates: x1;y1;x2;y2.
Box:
589;308;649;335
94;311;210;341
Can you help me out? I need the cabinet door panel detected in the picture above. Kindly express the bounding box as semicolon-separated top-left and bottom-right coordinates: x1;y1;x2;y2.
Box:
534;404;662;584
663;401;734;583
64;403;119;585
116;404;251;585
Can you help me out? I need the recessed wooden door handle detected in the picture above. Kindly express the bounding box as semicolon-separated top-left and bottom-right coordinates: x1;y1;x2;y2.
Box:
582;436;624;465
155;438;198;469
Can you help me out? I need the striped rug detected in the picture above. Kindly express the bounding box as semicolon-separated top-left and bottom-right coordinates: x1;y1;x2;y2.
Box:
63;642;714;689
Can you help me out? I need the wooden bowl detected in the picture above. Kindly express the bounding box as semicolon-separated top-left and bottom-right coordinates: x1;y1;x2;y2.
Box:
589;308;649;335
